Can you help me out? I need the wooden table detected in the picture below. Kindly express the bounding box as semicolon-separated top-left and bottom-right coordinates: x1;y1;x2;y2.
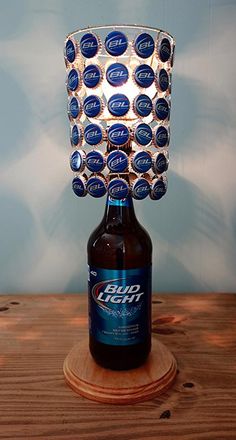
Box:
0;294;235;440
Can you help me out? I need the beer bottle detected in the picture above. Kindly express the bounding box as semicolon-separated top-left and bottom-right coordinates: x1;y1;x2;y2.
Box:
87;193;152;370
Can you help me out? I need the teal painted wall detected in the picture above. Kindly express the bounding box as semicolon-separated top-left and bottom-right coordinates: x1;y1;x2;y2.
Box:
0;0;236;293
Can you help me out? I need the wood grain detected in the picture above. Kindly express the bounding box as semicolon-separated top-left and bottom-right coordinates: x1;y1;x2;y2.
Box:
0;294;235;439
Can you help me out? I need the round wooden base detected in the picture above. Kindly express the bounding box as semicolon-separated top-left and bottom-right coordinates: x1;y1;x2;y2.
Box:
63;339;177;404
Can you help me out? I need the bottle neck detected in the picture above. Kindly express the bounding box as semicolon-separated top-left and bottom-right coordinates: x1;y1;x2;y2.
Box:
103;194;137;230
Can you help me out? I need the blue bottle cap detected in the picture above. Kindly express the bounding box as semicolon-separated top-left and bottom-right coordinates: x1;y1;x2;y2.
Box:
132;150;152;173
83;95;102;118
106;63;129;87
70;124;83;147
134;123;153;146
154;98;170;120
171;44;175;68
134;33;155;58
67;68;80;92
107;123;130;146
87;175;107;198
86;150;105;172
107;150;128;173
80;32;99;58
133;64;154;88
158;37;171;62
150;178;167;200
154;126;169;148
133;94;152;117
83;64;102;88
108;178;129;200
65;38;77;64
105;31;128;56
70;150;86;172
131;177;150;200
108;94;130;117
152;152;169;174
68;96;81;120
84;123;103;145
156;68;169;92
72;176;87;197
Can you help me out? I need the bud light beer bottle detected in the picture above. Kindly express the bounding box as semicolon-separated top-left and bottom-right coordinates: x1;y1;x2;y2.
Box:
88;190;152;370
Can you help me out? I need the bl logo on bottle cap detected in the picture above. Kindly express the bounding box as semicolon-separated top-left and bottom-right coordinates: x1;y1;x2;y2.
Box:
133;94;152;117
70;124;82;147
150;178;167;200
108;178;129;200
83;95;102;118
134;33;154;58
134;65;154;88
132;178;150;200
70;150;85;172
107;123;130;146
65;38;77;64
83;65;102;88
154;126;169;148
105;31;128;56
106;63;129;87
158;38;171;62
153;152;168;174
156;68;169;92
108;94;130;116
84;123;103;145
67;69;80;92
68;96;81;120
107;150;128;173
134;123;152;146
154;98;169;120
72;176;87;197
80;33;99;58
132;151;152;173
86;150;105;172
87;176;107;198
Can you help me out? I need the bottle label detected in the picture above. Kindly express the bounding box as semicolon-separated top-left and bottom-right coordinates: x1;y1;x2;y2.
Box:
88;265;152;346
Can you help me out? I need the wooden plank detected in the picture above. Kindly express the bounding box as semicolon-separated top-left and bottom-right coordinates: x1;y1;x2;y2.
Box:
0;294;235;439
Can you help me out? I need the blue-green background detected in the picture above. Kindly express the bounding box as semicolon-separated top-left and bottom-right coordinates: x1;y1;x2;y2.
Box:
0;0;236;293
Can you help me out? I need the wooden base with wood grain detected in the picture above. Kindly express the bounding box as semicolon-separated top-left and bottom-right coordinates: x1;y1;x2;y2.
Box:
63;338;177;404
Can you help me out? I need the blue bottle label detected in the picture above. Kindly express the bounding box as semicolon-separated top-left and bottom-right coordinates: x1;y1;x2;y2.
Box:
88;265;152;346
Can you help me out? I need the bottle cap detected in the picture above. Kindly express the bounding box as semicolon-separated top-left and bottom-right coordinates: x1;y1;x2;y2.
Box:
157;37;171;63
133;64;154;88
87;175;107;198
105;31;128;56
67;68;81;92
154;126;169;148
131;150;152;173
133;123;152;146
86;150;106;172
150;177;167;200
67;96;82;120
154;97;170;121
133;33;155;58
83;64;102;88
106;63;129;87
131;177;150;200
156;68;169;92
72;175;87;197
107;150;128;173
84;123;104;146
152;152;169;174
64;38;78;64
107;123;130;146
70;150;86;172
83;95;103;118
108;178;129;200
80;32;99;58
133;94;152;117
108;93;130;117
70;124;83;147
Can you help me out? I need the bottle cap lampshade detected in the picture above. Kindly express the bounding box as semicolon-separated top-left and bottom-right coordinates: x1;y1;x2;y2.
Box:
64;25;175;200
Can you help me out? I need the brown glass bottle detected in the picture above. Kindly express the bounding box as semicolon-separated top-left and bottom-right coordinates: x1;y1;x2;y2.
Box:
87;194;152;370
